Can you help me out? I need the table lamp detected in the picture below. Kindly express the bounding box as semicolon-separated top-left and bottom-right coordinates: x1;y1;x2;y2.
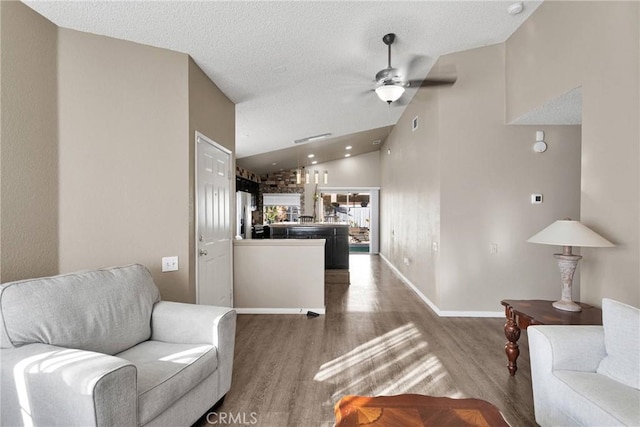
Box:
527;219;614;312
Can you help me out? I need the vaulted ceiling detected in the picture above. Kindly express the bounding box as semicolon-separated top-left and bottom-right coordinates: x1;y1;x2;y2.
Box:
24;0;542;175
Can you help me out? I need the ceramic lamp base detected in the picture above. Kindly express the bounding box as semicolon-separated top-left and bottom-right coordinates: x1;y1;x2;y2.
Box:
553;253;583;312
552;299;582;312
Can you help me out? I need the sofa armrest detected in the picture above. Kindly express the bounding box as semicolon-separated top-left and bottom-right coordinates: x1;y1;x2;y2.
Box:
151;301;237;394
529;325;606;372
1;343;136;427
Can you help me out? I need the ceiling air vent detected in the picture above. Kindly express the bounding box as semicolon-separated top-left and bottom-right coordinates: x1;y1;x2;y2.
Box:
294;133;332;144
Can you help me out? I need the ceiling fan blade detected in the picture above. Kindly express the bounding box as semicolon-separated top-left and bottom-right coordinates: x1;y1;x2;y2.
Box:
406;76;457;88
402;54;429;80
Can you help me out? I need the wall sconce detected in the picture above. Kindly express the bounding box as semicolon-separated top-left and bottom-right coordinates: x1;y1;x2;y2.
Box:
305;170;310;185
323;170;328;184
296;168;301;184
314;170;319;185
534;130;547;153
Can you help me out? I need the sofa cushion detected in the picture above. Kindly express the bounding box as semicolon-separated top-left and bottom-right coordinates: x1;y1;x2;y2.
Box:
597;298;640;389
0;264;160;354
554;370;640;426
116;340;217;425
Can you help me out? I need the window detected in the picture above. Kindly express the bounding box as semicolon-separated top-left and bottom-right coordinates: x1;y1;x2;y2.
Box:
263;193;301;223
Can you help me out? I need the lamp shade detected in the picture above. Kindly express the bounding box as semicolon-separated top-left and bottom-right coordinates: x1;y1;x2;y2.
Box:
375;84;405;103
527;220;614;247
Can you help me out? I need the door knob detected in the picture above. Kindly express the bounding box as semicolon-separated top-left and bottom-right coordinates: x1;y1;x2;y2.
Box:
199;249;208;256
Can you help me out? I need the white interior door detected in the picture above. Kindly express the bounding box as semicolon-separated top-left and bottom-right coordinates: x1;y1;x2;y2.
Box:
196;132;233;307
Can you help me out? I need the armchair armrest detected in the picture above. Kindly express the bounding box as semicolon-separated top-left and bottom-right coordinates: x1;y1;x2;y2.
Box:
1;343;136;427
528;325;607;426
529;325;606;372
151;301;236;393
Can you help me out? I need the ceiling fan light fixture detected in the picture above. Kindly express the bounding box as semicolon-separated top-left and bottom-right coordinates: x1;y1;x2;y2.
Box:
375;84;405;104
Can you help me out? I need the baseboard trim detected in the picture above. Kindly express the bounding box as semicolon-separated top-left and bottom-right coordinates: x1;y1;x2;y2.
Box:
379;253;503;318
234;308;326;315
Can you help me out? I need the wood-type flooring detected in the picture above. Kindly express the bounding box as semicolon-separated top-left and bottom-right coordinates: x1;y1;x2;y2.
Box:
195;254;536;427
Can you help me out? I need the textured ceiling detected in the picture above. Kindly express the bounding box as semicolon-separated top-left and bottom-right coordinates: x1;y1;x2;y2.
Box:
510;87;582;125
24;0;542;173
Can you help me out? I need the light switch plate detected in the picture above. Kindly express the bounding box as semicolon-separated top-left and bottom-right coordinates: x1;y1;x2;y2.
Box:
162;256;178;272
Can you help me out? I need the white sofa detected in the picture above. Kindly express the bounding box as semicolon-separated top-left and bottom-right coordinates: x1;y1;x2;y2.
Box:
0;264;236;427
529;298;640;426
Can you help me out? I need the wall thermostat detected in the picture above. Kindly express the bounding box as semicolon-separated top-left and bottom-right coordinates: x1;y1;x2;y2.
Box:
531;194;543;204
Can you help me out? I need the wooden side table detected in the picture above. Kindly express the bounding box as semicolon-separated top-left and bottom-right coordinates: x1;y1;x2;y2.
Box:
501;299;602;376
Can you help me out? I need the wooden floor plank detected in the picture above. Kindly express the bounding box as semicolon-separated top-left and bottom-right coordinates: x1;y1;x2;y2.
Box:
195;254;536;426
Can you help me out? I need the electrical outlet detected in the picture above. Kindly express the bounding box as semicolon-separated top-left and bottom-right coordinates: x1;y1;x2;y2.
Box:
490;243;498;254
432;242;439;252
162;256;178;272
403;257;410;266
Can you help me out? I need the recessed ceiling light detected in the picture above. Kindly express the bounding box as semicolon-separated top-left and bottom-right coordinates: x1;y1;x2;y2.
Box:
372;139;381;145
507;2;524;15
345;146;352;150
345;154;351;158
272;162;277;166
312;160;318;165
307;154;315;158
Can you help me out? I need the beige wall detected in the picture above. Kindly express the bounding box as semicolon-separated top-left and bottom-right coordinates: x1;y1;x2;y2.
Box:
2;15;235;301
304;150;380;215
0;1;58;282
381;73;442;306
507;1;639;307
57;29;192;301
188;58;236;302
381;43;582;313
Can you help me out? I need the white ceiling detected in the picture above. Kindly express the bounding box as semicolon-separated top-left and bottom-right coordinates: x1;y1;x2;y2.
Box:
24;0;542;173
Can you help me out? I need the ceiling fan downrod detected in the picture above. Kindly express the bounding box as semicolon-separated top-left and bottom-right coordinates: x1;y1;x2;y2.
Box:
382;33;396;69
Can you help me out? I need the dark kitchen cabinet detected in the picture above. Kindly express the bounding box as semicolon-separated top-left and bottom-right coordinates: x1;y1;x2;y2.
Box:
270;225;349;269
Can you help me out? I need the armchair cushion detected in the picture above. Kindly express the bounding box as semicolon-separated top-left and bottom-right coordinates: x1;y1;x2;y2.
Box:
116;341;217;425
597;298;640;389
553;370;640;426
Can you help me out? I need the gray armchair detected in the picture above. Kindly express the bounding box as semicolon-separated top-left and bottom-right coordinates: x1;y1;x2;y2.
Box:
0;264;236;427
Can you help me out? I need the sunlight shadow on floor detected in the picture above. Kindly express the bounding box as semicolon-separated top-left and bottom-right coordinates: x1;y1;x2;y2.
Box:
314;322;463;399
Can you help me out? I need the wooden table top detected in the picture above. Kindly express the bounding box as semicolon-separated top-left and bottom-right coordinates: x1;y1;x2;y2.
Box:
335;394;509;427
501;299;602;325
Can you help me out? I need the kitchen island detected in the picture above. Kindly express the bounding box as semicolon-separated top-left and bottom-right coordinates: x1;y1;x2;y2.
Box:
269;223;349;270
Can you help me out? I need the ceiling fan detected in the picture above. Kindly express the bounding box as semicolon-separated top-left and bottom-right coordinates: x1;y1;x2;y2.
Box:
374;33;456;104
